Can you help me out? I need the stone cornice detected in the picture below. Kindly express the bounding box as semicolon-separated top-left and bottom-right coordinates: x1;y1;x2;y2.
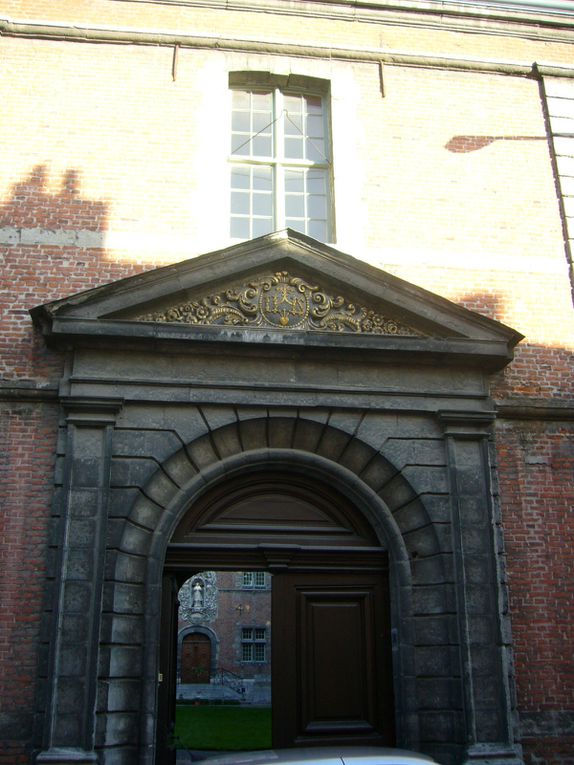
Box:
496;397;574;420
111;0;574;35
0;382;59;403
1;15;574;74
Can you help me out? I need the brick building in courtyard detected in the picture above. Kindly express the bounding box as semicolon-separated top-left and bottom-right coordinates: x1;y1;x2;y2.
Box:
176;571;271;701
1;1;574;765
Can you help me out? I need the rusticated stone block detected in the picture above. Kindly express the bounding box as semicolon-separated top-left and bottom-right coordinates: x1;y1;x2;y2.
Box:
267;416;296;449
337;438;375;475
291;417;325;453
211;422;243;458
186;434;219;469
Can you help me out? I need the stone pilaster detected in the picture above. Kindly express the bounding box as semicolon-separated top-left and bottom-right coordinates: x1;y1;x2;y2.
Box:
37;399;122;765
440;411;523;765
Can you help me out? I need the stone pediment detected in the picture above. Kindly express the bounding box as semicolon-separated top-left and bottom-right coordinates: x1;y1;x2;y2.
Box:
30;230;522;368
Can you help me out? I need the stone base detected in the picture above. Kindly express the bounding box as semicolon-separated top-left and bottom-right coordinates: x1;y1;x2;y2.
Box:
463;743;524;765
36;748;98;765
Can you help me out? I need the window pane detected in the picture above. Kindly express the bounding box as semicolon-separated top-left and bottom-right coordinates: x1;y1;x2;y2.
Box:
252;218;273;237
308;220;327;240
253;112;272;133
231;167;250;190
230;217;250;239
231;137;250;156
307;115;324;139
253;168;272;191
254;628;266;640
253;193;272;216
286;219;306;234
285;195;305;218
252;91;272;110
254;644;265;662
253;135;272;156
308;194;327;219
254;572;265;587
306;95;323;114
284;113;303;136
285;136;303;159
285;170;304;192
232;90;250;108
231;191;250;215
306;138;325;162
242;644;252;661
307;171;326;193
284;94;301;114
232;112;250;132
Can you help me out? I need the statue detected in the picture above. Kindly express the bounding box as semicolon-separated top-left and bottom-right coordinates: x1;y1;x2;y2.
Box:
192;580;204;611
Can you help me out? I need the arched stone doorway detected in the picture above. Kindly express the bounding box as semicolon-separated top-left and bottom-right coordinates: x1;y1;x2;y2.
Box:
32;232;523;765
157;466;399;761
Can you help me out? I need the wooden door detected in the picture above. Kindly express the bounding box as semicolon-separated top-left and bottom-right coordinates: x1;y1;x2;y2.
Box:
181;633;211;683
272;571;394;748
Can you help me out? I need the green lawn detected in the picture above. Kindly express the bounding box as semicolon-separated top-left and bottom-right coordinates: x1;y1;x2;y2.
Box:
174;705;272;750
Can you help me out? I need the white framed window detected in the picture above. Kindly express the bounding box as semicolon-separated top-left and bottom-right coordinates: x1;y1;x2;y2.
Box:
241;627;267;662
242;571;266;589
229;73;333;243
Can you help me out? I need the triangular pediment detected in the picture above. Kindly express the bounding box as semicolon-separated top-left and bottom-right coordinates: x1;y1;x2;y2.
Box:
31;230;522;368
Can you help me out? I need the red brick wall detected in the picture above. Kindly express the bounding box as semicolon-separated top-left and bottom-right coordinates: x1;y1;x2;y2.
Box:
0;404;59;764
496;423;574;764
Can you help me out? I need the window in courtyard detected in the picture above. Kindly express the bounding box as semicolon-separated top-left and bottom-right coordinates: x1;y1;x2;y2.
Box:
229;74;333;242
241;626;267;662
242;571;266;589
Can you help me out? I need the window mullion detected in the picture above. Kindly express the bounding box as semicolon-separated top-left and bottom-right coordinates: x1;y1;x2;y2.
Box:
274;88;285;231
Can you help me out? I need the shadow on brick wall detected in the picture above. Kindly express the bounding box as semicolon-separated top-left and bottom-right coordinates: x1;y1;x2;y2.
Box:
455;290;574;400
0;164;142;384
0;164;108;234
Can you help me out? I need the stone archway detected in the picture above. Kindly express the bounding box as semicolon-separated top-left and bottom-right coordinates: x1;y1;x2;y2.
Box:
109;415;446;764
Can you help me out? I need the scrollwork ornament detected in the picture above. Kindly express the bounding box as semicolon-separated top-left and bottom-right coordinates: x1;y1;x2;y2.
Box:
135;271;421;336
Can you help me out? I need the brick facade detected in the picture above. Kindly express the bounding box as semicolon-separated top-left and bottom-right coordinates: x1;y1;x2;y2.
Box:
1;1;573;764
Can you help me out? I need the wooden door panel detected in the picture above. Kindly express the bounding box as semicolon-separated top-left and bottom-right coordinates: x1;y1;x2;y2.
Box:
272;572;393;748
302;596;374;732
181;634;211;683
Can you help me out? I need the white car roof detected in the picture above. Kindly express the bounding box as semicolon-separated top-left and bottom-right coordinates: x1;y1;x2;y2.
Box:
199;746;436;765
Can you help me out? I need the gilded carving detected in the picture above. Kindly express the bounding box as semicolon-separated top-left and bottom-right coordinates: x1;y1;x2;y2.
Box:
136;271;421;335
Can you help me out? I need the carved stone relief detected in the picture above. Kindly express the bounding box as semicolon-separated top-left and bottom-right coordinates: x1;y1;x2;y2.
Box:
135;271;423;335
179;572;218;623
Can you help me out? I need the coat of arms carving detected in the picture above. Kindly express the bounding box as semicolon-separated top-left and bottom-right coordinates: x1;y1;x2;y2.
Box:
136;271;421;336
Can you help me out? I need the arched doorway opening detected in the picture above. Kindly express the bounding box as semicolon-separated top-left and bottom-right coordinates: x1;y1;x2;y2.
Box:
157;469;395;763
